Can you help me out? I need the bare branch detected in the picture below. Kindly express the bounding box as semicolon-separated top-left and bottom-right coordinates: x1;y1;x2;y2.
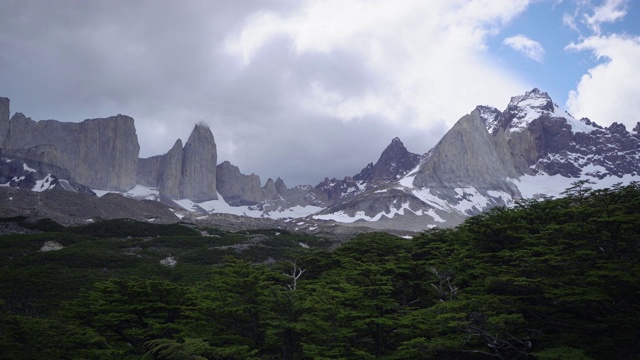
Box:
283;261;306;291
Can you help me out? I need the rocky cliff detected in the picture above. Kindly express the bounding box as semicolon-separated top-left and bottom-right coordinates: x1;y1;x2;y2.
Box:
216;161;263;205
181;124;218;201
0;103;139;191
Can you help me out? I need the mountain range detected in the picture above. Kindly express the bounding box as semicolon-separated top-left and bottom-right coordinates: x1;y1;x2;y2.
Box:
1;89;638;232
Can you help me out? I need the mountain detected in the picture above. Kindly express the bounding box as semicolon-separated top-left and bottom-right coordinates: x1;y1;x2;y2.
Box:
0;89;638;232
308;88;640;230
137;124;218;201
0;98;139;191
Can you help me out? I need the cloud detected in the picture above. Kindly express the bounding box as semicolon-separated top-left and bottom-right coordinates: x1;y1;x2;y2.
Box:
0;0;534;186
503;34;546;62
584;0;629;34
566;34;640;130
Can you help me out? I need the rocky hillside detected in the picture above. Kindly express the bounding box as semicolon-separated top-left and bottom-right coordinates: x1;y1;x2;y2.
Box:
0;186;178;226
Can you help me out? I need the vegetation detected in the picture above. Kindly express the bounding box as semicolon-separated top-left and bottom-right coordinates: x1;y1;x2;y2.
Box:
0;181;639;359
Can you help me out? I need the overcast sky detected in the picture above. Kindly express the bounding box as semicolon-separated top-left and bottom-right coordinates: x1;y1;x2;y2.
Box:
1;0;639;187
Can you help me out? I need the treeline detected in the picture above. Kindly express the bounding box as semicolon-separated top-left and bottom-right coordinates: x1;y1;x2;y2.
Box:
0;181;639;359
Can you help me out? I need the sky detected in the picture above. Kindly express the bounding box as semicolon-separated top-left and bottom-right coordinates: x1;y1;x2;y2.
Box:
1;0;639;187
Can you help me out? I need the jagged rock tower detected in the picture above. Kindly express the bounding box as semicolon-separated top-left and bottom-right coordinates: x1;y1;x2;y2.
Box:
137;123;218;201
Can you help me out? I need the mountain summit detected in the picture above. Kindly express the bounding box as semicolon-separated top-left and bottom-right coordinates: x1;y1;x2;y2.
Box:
354;137;422;185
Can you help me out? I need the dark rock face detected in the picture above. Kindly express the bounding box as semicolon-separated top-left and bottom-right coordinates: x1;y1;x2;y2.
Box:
1;108;139;191
216;161;263;205
0;97;9;142
354;137;422;184
275;178;288;194
314;137;422;203
0;156;94;195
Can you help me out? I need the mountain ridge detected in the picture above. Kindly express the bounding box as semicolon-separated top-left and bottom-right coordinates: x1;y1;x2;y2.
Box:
1;89;638;232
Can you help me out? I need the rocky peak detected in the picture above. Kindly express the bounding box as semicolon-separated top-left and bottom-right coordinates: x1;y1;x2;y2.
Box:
508;88;553;111
498;88;558;133
475;105;501;134
262;178;278;200
181;124;218;201
354;137;421;184
413;109;519;192
275;177;288;193
608;122;627;135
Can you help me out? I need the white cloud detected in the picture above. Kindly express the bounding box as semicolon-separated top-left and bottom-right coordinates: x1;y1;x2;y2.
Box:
225;0;532;131
583;0;629;34
566;34;640;130
503;34;546;62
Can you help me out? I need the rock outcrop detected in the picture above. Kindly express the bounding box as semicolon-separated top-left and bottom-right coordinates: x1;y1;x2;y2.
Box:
138;124;218;201
0;103;139;191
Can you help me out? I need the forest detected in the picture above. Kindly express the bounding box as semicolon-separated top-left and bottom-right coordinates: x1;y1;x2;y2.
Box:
0;181;639;359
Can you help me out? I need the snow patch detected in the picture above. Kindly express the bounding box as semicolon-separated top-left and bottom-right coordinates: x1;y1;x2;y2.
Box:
92;189;111;197
126;185;160;199
23;163;36;172
313;201;422;223
40;241;64;252
32;174;55;192
177;193;323;220
426;209;445;223
160;256;177;267
516;173;637;199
